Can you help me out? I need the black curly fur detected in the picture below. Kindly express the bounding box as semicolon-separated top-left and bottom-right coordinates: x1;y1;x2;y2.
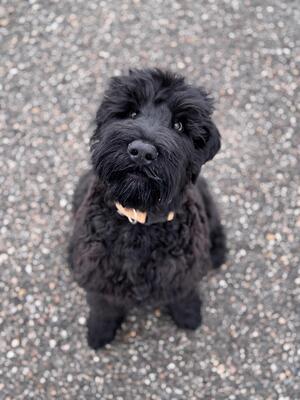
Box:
68;69;226;349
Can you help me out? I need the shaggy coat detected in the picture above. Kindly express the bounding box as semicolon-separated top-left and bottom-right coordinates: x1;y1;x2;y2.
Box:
68;69;226;349
70;173;220;304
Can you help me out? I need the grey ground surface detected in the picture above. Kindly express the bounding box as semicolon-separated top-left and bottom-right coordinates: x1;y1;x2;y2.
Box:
1;0;299;399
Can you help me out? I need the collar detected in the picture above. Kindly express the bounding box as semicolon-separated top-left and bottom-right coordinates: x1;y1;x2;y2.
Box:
115;202;175;225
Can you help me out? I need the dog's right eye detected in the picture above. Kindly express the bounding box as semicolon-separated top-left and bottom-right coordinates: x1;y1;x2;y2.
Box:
173;121;183;133
129;111;138;119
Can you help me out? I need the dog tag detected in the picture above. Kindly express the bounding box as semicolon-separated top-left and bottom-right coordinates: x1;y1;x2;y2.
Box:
128;216;137;224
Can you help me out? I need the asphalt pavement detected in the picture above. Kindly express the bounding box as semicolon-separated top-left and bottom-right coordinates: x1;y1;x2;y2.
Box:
1;0;299;398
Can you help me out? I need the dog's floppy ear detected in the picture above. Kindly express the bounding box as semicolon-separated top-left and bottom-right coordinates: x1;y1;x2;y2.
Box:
189;87;222;183
193;87;221;162
95;101;107;130
94;75;125;131
191;118;221;183
90;97;113;151
201;119;221;163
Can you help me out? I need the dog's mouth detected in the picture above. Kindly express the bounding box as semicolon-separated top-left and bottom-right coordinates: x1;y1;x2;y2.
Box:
127;167;162;183
105;167;165;210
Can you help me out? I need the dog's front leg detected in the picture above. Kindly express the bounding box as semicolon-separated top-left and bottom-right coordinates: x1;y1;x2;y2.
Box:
168;290;202;330
86;292;126;349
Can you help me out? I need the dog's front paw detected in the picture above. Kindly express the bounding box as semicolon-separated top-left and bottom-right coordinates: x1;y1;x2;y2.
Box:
168;292;202;330
87;318;120;350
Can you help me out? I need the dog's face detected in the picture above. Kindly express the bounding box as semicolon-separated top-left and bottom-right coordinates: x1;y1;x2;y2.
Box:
91;69;221;210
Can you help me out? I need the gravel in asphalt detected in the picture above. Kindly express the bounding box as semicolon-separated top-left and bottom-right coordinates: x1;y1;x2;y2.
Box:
1;0;299;399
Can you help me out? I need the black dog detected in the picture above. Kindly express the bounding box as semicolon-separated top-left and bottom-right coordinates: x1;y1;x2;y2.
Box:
69;69;226;349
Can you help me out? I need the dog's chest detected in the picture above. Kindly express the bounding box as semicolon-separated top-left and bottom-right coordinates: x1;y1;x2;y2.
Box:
90;202;211;303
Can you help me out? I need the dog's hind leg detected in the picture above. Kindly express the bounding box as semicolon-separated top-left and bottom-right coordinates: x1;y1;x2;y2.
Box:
168;290;202;330
196;177;227;269
86;292;126;350
209;222;227;269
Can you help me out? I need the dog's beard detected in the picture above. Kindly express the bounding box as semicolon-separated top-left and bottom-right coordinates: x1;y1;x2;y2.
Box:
91;141;181;210
108;172;162;210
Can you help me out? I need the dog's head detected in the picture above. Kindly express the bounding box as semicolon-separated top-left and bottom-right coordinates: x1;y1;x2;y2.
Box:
91;69;221;210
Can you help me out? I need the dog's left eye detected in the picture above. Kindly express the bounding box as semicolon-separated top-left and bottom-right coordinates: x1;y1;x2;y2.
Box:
174;121;183;132
129;111;138;119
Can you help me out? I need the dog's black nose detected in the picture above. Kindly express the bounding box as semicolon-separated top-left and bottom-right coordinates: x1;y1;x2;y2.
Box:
128;140;158;164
